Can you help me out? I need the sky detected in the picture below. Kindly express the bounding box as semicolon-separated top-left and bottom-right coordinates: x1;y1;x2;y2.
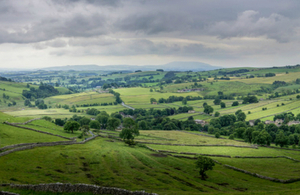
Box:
0;0;300;69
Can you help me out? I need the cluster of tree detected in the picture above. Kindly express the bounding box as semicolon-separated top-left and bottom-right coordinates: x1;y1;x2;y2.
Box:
22;83;59;99
79;103;116;107
119;108;201;131
205;111;300;148
62;112;123;135
121;106;193;118
0;76;12;82
273;112;300;123
218;69;250;75
265;73;276;77
242;96;258;104
35;99;48;109
272;81;287;88
269;89;300;99
108;89;123;104
151;95;203;104
203;94;235;100
86;108;101;116
2;93;9;99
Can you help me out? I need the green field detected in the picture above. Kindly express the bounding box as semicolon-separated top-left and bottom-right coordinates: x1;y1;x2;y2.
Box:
0;123;67;147
45;91;115;106
1;129;300;194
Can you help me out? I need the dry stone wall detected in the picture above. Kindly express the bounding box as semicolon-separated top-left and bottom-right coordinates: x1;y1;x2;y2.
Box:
0;141;76;157
9;183;158;195
136;142;258;148
0;191;19;195
3;122;73;140
7;118;41;125
224;164;300;183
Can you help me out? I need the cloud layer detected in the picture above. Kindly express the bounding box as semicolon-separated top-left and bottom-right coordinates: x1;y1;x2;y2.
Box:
0;0;300;68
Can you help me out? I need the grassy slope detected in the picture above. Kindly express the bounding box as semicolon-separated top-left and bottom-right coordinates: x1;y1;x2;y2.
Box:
0;123;67;147
0;135;300;194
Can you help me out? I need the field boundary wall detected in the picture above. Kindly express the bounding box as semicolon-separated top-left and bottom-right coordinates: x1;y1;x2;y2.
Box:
224;164;300;183
3;122;73;140
8;183;158;195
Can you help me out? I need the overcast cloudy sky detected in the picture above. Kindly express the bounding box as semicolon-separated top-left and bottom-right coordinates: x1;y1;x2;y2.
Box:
0;0;300;69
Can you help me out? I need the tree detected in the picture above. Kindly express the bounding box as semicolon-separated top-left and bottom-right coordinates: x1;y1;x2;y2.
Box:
55;118;66;126
253;130;271;146
237;112;246;122
138;120;148;130
89;120;101;130
275;131;289;148
64;121;80;133
150;98;157;104
119;118;139;145
213;98;221;105
204;105;214;114
24;99;31;106
182;98;187;105
244;127;254;143
79;117;91;126
220;102;226;108
214;112;220;117
107;118;121;131
195;156;215;180
232;101;239;106
96;113;109;129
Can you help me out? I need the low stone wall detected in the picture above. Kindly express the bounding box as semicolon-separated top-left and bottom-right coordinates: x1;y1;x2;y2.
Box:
136;142;258;148
180;152;231;158
10;183;158;195
223;164;300;183
234;156;300;162
6;118;41;125
3;122;73;140
77;135;99;144
0;191;19;195
264;145;300;151
234;156;277;159
0;141;76;157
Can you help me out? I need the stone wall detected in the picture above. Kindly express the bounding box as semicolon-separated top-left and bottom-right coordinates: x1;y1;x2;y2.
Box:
0;141;76;157
136;142;258;148
223;164;300;183
0;191;19;195
234;156;300;162
6;118;41;125
264;145;300;151
9;183;158;195
3;122;73;140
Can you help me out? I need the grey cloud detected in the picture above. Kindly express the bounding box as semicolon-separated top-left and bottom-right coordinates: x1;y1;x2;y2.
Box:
33;39;67;50
116;12;193;35
208;10;297;42
68;37;120;47
56;0;121;7
0;13;108;44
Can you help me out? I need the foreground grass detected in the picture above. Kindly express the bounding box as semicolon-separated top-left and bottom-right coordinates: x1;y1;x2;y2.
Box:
1;137;300;194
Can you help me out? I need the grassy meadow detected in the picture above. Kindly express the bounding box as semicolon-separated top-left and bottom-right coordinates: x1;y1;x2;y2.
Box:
1;129;300;194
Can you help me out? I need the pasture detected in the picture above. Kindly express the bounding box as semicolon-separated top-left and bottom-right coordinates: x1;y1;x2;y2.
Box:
0;123;66;147
1;129;300;194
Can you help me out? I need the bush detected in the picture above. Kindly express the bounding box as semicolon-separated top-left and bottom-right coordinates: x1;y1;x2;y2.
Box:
232;101;239;106
42;116;52;122
215;132;220;138
229;134;235;140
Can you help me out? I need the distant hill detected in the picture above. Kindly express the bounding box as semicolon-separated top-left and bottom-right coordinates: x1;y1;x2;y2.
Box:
40;61;221;72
